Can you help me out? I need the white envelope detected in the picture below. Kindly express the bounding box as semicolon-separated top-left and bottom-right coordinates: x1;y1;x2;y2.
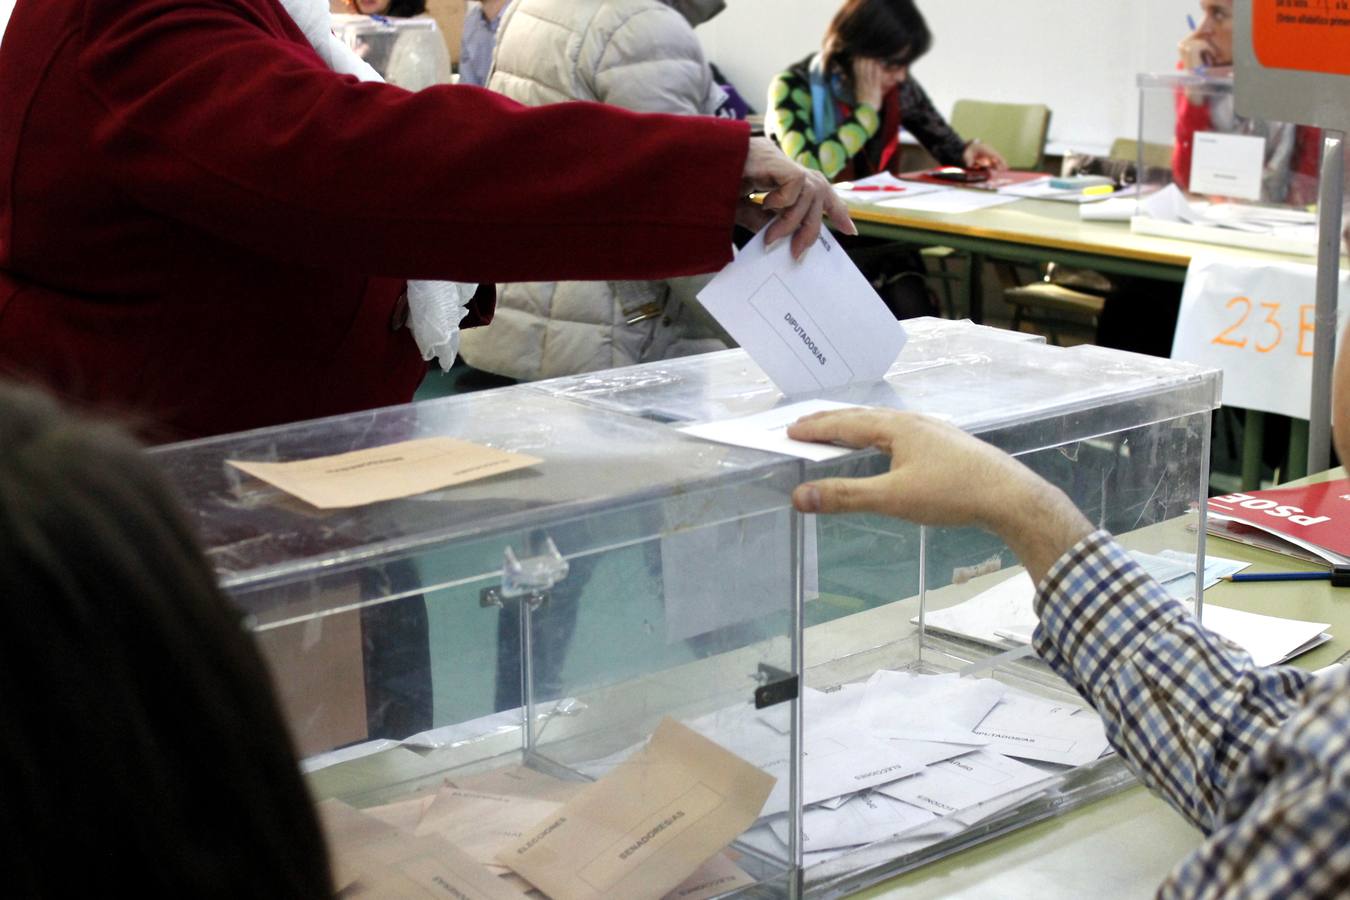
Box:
971;690;1109;767
696;225;906;397
768;791;938;851
875;749;1052;824
858;671;1004;745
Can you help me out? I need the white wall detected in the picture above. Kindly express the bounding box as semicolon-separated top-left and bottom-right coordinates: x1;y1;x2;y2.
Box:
698;0;1188;155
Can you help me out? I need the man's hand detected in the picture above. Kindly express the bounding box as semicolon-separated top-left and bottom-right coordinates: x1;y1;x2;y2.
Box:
787;408;1093;584
741;137;857;259
1178;33;1217;71
962;140;1007;172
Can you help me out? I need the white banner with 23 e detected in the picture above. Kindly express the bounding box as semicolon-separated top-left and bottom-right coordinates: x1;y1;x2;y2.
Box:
1171;254;1350;420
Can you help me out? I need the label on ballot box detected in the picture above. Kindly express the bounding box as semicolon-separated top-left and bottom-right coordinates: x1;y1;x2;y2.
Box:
1171;254;1350;420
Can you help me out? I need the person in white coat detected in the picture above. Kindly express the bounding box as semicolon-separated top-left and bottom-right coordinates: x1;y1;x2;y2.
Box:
458;0;739;382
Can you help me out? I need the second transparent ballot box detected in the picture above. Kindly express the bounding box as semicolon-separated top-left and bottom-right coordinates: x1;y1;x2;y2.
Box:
1133;71;1320;255
151;390;807;897
533;317;1222;895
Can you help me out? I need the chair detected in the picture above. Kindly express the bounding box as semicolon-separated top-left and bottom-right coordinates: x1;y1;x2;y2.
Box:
949;100;1052;170
999;137;1170;344
922;100;1052;317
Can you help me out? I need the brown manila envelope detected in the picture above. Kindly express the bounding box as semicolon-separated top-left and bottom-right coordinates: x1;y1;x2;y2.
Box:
228;437;540;509
415;787;564;874
319;799;528;899
662;853;755;900
500;717;775;900
449;765;587;804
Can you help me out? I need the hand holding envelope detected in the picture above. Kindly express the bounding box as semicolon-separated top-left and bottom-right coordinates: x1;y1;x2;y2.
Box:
697;223;907;398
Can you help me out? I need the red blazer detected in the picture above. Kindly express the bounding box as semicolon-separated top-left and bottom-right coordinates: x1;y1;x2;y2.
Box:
0;0;748;440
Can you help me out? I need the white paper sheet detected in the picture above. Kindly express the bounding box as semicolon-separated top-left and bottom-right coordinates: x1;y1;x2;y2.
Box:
1079;195;1138;221
696;225;906;397
875;749;1052;824
835;173;945;202
857;671;1003;746
1190;131;1266;201
768;791;938;851
971;690;1110;766
688;698;967;814
873;190;1021;214
1197;605;1331;666
677;399;863;461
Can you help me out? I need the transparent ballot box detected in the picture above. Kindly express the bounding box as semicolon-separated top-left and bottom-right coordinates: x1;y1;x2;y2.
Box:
330;13;451;91
1133;71;1320;255
533;318;1222;896
151;391;806;898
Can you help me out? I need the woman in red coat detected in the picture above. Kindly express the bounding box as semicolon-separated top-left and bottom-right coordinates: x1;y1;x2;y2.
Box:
0;0;848;441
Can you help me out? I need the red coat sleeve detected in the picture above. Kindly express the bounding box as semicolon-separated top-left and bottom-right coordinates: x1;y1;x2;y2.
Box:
1173;89;1212;193
76;0;748;283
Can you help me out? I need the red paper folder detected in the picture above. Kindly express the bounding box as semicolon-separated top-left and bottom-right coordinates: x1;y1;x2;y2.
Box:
1207;479;1350;566
899;168;1048;192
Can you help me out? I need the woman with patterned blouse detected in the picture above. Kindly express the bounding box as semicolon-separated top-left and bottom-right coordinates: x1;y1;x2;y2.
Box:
766;0;1004;183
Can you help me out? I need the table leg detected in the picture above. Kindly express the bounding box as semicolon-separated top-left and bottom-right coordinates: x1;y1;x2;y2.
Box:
1241;410;1265;491
1286;418;1309;482
967;252;985;324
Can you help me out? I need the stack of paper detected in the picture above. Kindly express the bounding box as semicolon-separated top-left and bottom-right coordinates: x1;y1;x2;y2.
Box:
919;550;1331;666
679;670;1108;861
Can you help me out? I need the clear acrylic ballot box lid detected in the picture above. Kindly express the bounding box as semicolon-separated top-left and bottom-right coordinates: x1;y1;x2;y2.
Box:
330;13;451;90
532;318;1222;894
151;390;806;897
1132;71;1320;255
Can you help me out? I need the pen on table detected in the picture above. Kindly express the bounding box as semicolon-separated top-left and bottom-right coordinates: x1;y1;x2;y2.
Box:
838;184;905;192
1082;184;1115;197
1220;566;1350;586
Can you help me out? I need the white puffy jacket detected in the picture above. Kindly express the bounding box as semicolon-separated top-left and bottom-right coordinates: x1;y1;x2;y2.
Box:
458;0;734;381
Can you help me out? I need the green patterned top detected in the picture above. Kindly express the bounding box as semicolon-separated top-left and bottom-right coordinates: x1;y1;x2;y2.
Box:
766;55;967;182
766;69;880;180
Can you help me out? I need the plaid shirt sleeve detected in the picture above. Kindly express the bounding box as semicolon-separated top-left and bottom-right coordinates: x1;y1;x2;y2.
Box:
1032;530;1350;899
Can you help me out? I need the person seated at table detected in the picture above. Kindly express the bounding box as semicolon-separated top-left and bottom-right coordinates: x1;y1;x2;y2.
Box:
1174;0;1319;205
765;0;1004;184
764;0;1002;319
785;237;1350;895
0;380;333;895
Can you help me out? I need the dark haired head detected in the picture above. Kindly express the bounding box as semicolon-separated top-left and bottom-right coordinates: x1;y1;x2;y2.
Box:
386;0;428;16
0;382;333;896
821;0;933;80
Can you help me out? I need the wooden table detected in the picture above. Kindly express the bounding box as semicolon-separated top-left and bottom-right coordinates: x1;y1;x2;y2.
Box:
846;194;1320;323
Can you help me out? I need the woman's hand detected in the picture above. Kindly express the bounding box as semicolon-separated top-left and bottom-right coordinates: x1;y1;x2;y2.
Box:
851;58;887;110
787;408;1092;584
962;140;1007;172
740;137;857;259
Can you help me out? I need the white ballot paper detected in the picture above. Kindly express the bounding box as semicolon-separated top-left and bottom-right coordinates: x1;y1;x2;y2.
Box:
678;399;863;461
876;749;1051;824
697;224;907;397
920;554;1327;666
858;671;1004;746
972;690;1110;767
1190;131;1265;201
768;791;938;852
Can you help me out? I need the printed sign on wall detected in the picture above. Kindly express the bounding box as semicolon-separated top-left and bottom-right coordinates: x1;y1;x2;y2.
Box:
1171;254;1350;419
1253;0;1350;77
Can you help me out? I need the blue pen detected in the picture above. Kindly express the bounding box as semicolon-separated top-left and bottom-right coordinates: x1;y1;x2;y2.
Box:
1221;567;1350;586
1187;13;1196;30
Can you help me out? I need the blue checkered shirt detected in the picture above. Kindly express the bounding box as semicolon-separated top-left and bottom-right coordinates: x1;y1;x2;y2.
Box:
1033;530;1350;898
